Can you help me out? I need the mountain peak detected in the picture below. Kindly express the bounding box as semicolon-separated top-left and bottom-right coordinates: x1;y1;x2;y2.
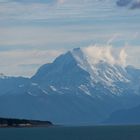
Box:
33;46;129;86
31;49;90;87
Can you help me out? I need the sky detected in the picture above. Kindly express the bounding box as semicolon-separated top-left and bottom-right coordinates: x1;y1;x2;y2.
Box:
0;0;140;77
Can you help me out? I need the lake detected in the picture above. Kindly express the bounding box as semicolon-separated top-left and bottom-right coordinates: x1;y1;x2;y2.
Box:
0;125;140;140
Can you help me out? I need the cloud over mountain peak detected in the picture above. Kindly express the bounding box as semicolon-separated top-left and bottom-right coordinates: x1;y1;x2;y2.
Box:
82;45;127;66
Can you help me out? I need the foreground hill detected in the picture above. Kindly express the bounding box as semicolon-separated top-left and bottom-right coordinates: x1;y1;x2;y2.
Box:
0;117;52;127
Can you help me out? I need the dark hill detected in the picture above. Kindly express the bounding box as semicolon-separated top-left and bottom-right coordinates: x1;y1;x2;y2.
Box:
0;117;53;127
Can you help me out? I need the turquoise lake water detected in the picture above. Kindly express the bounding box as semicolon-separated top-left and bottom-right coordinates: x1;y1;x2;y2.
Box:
0;125;140;140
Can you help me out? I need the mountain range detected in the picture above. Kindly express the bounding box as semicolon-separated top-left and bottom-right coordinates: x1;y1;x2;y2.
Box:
0;47;140;125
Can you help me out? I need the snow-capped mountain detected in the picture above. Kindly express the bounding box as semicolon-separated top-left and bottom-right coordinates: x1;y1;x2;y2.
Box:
32;47;139;97
0;47;140;125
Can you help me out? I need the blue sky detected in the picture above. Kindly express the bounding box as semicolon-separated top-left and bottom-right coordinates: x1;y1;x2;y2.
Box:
0;0;140;77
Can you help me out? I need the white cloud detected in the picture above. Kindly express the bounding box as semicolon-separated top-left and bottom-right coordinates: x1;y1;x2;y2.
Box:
0;26;117;46
82;44;140;69
83;45;127;66
107;34;121;45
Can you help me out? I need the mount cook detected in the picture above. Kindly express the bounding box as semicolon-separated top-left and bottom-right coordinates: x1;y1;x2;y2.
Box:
0;46;140;125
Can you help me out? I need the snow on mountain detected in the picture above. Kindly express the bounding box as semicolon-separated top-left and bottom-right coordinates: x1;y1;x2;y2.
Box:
71;46;131;94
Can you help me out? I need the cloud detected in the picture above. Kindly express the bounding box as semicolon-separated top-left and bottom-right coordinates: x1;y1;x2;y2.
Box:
0;0;10;2
107;34;121;45
0;0;66;22
82;44;140;70
0;26;119;47
116;0;140;9
116;0;132;7
119;48;127;65
0;0;139;77
82;45;127;66
131;1;140;9
0;0;65;4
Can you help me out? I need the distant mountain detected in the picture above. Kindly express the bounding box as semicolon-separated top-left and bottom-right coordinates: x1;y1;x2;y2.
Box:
0;47;140;125
104;104;140;125
0;75;29;96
